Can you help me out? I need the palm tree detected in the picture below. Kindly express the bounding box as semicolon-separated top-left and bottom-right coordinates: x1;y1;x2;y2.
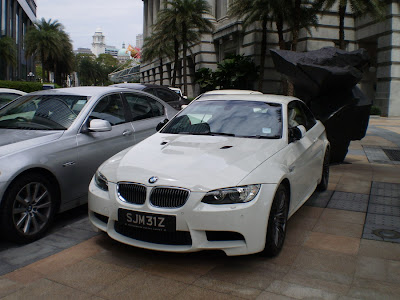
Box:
0;36;17;80
317;0;385;49
142;29;174;85
25;18;73;83
153;0;213;95
229;0;271;91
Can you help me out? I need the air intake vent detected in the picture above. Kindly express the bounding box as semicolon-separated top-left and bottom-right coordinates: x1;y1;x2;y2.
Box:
117;183;146;204
150;187;190;208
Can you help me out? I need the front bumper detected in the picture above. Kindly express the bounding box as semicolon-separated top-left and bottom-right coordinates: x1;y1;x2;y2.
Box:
88;179;277;256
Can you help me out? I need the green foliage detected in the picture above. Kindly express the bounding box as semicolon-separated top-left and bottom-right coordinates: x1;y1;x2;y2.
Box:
370;105;381;116
195;68;216;93
195;55;259;91
214;54;259;89
0;80;60;92
76;53;116;86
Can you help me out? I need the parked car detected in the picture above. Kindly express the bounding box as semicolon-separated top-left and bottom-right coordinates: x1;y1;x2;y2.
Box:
168;87;187;99
0;88;26;107
111;83;188;110
88;94;330;256
0;86;177;243
193;89;262;101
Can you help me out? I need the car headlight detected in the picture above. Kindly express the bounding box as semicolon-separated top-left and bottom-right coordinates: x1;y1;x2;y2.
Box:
94;170;108;191
201;185;261;204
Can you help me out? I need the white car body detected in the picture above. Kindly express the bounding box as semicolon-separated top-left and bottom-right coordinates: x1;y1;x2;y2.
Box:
88;94;329;256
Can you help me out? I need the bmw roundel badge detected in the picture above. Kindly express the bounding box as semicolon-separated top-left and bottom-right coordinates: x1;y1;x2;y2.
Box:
148;176;158;184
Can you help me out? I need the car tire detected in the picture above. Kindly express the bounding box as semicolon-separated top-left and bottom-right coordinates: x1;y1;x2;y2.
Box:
262;184;289;257
317;149;330;191
0;173;58;243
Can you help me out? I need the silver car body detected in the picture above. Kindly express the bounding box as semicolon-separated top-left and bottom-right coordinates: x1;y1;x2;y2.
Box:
0;86;177;241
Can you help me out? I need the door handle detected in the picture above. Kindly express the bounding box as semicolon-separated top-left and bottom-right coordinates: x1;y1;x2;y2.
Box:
122;130;132;136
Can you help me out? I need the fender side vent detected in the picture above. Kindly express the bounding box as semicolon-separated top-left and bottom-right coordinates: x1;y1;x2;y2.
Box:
220;146;233;149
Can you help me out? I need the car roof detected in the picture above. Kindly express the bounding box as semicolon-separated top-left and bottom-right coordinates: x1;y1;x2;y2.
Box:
196;93;300;105
27;86;136;98
111;83;173;90
203;89;262;95
0;88;26;95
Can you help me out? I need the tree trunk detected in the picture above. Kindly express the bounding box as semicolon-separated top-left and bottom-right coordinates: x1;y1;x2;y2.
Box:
339;4;346;50
159;57;163;85
291;0;301;52
172;38;179;87
257;19;268;92
277;16;285;50
182;22;188;96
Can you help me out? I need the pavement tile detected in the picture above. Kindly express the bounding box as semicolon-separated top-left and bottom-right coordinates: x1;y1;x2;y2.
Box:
369;195;400;206
140;262;204;284
318;208;366;225
283;268;351;296
362;223;400;243
292;248;357;276
174;285;243;300
371;165;400;183
360;136;398;147
46;257;133;294
347;278;400;300
24;235;105;276
0;278;98;300
313;218;364;238
304;232;360;255
285;227;311;246
305;190;333;208
355;256;400;283
266;280;339;300
334;180;371;195
256;291;297;299
4;267;44;285
365;213;400;228
358;239;400;261
286;213;319;231
192;277;263;299
96;271;188;300
0;261;16;277
204;263;276;290
0;278;21;298
368;204;400;216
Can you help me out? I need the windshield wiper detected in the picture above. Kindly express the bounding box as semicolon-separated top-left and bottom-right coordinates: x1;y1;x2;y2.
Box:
180;131;235;137
239;135;281;139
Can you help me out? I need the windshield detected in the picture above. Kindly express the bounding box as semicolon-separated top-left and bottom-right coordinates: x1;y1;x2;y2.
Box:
162;100;282;138
0;94;89;130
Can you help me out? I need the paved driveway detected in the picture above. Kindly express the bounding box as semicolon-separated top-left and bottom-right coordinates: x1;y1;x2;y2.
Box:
1;116;400;299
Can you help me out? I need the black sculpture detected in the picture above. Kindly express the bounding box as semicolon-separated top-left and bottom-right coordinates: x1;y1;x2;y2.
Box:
270;47;371;163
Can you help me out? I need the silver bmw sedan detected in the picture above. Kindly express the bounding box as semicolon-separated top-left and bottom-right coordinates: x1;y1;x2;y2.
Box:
0;86;177;243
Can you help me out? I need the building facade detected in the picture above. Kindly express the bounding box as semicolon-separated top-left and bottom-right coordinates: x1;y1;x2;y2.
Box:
91;27;106;57
0;0;36;81
141;0;400;117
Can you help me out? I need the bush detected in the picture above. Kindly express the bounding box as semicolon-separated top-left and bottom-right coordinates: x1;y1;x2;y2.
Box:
370;105;381;116
0;80;60;93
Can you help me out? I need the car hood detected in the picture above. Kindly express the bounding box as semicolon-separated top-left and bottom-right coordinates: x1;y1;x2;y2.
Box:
103;133;286;192
0;129;64;157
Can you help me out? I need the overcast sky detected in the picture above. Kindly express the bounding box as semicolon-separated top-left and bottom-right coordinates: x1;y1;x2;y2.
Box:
37;0;144;50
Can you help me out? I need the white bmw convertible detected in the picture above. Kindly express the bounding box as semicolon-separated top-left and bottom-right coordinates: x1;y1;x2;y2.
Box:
88;94;330;256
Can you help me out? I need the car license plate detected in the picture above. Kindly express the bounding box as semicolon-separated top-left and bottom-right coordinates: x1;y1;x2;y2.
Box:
118;209;176;232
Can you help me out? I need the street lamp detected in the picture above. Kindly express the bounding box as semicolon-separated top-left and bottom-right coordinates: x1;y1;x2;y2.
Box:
27;72;35;82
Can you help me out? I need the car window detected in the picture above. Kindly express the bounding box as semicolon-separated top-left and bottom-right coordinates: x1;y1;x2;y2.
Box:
144;88;157;96
0;93;22;106
162;100;282;138
90;93;126;125
0;95;89;130
155;88;179;103
124;93;165;121
299;101;317;130
288;101;307;129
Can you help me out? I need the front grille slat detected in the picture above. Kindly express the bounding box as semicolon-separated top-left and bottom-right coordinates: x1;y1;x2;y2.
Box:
118;183;146;204
150;187;189;208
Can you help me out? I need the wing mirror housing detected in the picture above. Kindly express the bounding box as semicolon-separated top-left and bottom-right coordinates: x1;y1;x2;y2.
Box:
88;119;112;132
181;104;188;110
289;125;306;143
156;118;169;131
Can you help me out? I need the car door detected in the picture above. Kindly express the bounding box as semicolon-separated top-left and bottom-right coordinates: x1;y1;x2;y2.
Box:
285;100;319;212
150;87;182;110
74;92;135;198
122;92;166;143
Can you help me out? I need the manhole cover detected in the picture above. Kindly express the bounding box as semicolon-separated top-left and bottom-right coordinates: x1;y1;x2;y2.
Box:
373;229;400;239
383;149;400;161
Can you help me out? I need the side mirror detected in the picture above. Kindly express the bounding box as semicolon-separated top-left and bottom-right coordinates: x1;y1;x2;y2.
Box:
289;125;306;143
88;119;112;132
183;96;188;99
181;105;188;110
156;118;169;131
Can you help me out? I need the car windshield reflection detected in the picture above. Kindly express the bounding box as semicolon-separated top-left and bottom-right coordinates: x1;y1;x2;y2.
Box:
162;100;283;139
0;95;89;130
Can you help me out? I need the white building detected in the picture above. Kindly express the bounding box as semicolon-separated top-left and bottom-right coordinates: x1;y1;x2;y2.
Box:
136;33;143;49
141;0;400;117
91;28;106;57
